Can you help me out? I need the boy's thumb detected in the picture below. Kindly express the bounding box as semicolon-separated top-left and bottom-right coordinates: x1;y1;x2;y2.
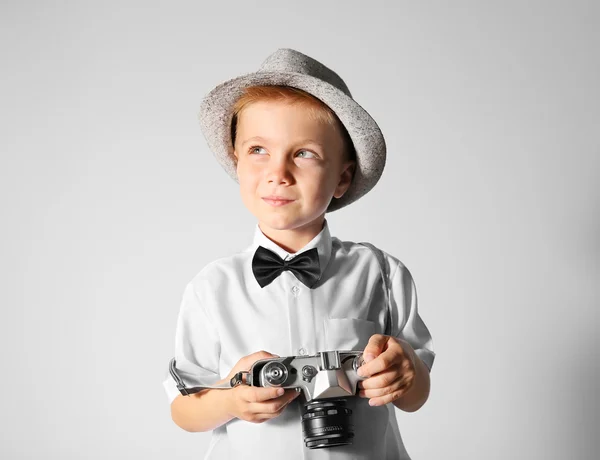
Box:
364;353;376;363
363;334;387;362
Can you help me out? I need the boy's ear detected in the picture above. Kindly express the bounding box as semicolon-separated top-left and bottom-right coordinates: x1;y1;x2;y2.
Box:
333;160;356;199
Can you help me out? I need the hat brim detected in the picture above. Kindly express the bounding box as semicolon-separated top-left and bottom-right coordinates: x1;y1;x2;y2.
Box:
198;71;386;212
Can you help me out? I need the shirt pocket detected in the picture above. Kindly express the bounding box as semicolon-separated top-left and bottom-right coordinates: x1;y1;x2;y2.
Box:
323;318;376;352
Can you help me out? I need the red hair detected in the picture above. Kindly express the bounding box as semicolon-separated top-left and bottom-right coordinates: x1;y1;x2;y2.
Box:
231;85;356;162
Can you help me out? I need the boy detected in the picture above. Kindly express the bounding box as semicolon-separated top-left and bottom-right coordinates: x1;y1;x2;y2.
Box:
163;48;435;459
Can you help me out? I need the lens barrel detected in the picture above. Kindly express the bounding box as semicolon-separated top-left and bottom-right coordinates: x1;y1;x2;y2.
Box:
301;399;354;449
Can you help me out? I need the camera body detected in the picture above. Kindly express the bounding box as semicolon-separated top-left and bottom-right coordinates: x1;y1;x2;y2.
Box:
247;350;364;401
246;350;366;449
169;349;367;449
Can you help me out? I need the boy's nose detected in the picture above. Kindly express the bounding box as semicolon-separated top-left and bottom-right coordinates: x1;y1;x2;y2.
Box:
266;158;293;185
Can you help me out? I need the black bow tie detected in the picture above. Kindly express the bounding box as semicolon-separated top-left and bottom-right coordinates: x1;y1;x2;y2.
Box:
252;246;321;289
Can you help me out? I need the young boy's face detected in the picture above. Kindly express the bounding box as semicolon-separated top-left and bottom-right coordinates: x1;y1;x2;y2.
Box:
233;100;354;241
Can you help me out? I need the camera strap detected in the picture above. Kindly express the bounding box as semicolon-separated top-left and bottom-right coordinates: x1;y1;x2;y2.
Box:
169;358;250;396
358;242;392;336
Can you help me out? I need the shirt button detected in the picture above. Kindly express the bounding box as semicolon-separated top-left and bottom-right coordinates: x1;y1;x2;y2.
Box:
291;285;300;296
298;347;307;356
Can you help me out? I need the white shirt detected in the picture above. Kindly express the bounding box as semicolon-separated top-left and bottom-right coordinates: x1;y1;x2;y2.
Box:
163;220;435;460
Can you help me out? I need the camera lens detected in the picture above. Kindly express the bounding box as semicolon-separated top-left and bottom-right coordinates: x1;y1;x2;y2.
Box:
262;361;288;386
301;399;354;449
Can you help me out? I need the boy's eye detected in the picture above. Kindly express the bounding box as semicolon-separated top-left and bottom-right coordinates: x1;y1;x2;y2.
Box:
296;150;316;159
249;146;267;155
248;146;317;159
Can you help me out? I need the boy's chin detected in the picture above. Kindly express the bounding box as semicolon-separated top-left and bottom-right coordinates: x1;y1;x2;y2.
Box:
256;215;324;233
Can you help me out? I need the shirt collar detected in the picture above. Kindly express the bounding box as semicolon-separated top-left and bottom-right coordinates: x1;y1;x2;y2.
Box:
251;220;333;280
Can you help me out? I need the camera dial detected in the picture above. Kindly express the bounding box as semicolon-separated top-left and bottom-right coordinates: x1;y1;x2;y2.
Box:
352;353;365;372
262;361;289;386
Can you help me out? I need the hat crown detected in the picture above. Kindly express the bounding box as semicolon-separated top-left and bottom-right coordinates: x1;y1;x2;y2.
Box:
198;48;386;212
258;48;352;98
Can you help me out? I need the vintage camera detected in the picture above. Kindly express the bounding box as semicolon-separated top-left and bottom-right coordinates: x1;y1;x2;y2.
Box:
169;350;366;449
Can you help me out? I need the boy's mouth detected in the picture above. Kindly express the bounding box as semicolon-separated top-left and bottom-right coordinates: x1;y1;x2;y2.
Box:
263;196;295;207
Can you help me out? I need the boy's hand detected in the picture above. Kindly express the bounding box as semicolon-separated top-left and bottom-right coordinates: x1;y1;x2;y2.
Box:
224;351;301;424
356;334;417;407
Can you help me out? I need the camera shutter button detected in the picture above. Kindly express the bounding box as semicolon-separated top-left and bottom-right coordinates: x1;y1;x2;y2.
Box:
302;365;317;381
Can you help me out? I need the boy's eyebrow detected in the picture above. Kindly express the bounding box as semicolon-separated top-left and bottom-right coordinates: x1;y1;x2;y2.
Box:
241;136;325;148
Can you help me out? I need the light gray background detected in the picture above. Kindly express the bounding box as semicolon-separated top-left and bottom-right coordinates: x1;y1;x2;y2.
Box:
1;1;598;459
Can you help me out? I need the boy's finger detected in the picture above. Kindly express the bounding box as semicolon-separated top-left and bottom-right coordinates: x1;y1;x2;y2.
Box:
358;349;395;378
249;390;300;415
273;389;301;403
252;397;296;421
359;368;398;390
252;413;276;422
248;351;280;364
235;351;280;374
244;386;286;402
360;376;410;399
362;334;388;363
269;390;301;407
265;389;301;407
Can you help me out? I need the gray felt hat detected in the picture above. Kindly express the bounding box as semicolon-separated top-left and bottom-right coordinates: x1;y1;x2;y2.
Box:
198;48;386;212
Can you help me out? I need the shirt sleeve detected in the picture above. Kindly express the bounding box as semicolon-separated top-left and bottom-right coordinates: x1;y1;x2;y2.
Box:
162;279;222;405
387;259;436;372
